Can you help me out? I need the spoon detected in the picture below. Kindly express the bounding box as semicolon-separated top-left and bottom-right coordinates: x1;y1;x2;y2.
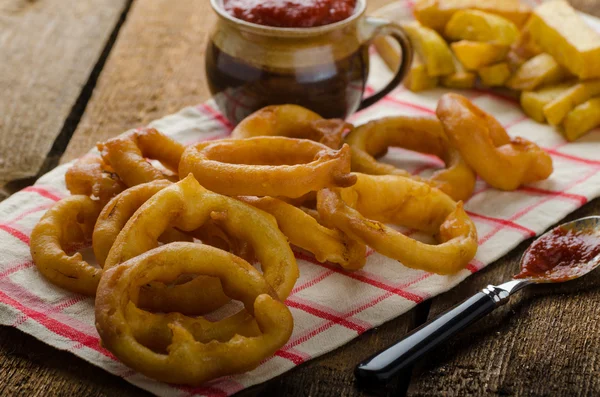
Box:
355;216;600;386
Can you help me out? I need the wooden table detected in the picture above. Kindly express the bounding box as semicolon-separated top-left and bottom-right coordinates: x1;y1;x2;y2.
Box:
1;0;599;395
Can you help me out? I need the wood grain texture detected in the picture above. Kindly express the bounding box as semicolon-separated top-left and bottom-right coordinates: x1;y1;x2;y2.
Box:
0;0;128;182
60;0;219;163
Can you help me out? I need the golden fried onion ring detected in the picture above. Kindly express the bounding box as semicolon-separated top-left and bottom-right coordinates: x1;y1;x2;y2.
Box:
30;196;103;295
96;242;293;386
437;93;553;191
345;115;476;201
238;196;367;270
317;173;478;274
65;156;126;205
93;180;174;267
93;179;230;315
99;127;185;187
179;137;357;198
104;175;297;336
232;105;348;149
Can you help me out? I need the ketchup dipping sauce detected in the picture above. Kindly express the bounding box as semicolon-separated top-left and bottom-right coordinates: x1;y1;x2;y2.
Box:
515;226;600;282
223;0;357;28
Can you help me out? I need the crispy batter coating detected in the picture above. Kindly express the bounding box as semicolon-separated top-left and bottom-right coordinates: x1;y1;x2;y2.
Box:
346;115;476;201
99;127;185;187
437;93;553;190
317;173;478;274
30;196;103;295
93;179;230;315
65;156;126;205
231;104;348;149
238;196;366;270
96;242;293;386
179;137;357;198
103;175;298;341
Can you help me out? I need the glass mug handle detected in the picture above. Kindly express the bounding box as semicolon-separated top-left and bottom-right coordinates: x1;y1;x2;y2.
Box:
358;17;413;111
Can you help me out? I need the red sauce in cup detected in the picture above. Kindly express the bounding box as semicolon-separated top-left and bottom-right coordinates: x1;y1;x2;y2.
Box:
223;0;357;28
515;226;600;282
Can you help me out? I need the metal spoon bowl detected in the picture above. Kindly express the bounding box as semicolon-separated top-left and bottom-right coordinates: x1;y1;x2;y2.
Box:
355;216;600;387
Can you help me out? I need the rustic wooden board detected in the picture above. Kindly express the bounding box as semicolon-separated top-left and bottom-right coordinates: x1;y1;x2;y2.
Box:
60;0;220;163
0;0;128;182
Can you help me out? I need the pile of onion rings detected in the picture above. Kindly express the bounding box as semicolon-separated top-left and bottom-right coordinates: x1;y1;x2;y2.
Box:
29;95;552;385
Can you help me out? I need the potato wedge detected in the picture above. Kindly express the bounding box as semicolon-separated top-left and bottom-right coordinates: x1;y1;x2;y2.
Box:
441;55;476;89
445;10;519;46
543;80;600;126
563;97;600;141
451;41;509;70
373;36;401;72
506;53;567;91
414;0;531;32
506;50;527;72
520;83;574;123
404;54;439;92
511;25;543;60
528;0;600;79
402;22;455;76
478;63;511;87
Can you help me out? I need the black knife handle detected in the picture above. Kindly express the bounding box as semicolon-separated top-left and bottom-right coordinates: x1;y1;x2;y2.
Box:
355;290;500;386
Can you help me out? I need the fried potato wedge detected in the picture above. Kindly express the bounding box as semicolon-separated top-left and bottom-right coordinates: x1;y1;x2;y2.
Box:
478;62;511;87
563;97;600;141
403;21;455;76
373;35;401;72
404;54;439;92
520;83;574;123
506;53;567;91
543;80;600;126
444;10;519;46
414;0;531;32
511;25;543;60
441;54;476;89
528;0;600;79
451;40;509;70
506;50;527;72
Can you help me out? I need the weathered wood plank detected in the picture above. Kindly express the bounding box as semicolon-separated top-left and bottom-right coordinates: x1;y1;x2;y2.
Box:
61;0;220;163
0;0;128;182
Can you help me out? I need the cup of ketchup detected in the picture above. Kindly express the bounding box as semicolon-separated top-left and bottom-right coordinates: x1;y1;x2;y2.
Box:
206;0;413;124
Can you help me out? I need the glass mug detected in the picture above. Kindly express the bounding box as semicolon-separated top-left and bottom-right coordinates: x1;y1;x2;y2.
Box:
206;0;413;124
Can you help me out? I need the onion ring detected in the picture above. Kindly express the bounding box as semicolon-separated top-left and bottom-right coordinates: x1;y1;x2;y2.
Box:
94;180;230;315
436;93;553;191
238;196;367;270
179;137;357;198
93;180;175;267
99;127;185;187
30;196;103;295
345;115;476;201
317;173;478;274
104;175;297;340
96;242;293;386
65;156;126;205
231;104;348;149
